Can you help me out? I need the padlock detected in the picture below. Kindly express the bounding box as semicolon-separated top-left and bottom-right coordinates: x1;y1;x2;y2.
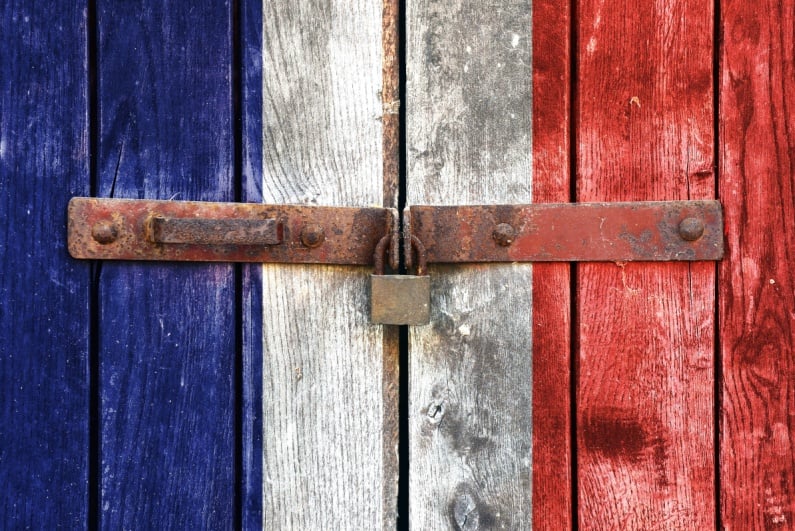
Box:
370;234;430;325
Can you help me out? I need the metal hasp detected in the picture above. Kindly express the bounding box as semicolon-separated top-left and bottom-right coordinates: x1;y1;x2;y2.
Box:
409;200;724;262
68;197;394;264
68;198;723;264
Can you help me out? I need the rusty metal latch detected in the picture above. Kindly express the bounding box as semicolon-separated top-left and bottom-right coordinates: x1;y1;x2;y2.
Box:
409;200;723;263
68;197;723;264
68;197;722;325
68;198;392;264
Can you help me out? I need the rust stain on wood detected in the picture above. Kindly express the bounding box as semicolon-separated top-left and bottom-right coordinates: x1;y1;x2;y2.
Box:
379;0;402;509
583;413;651;462
382;0;400;210
582;409;670;487
381;323;400;528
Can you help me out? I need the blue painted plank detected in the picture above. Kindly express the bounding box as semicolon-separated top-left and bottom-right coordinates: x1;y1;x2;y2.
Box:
241;264;262;531
241;0;264;527
0;2;90;527
96;2;235;527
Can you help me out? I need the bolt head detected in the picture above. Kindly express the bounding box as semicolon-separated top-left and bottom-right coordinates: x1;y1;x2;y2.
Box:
678;217;705;241
300;224;325;248
91;220;118;244
492;223;516;246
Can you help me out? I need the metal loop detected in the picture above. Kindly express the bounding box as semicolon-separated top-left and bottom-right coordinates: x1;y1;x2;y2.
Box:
410;235;428;276
373;234;392;275
403;206;413;271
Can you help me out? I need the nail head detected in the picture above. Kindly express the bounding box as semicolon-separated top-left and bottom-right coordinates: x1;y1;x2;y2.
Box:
300;224;325;248
91;220;118;244
492;223;516;246
678;217;705;241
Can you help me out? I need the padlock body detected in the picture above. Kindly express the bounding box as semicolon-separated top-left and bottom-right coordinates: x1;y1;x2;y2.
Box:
370;274;430;325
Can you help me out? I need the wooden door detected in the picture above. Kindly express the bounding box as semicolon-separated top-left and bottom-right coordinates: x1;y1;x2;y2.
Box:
2;1;794;530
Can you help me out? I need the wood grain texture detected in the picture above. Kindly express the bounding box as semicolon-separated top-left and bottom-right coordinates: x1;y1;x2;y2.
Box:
383;0;401;210
720;3;795;528
381;3;402;518
242;0;264;527
0;3;89;526
532;0;572;528
407;0;533;527
259;1;397;528
96;2;235;527
575;1;716;528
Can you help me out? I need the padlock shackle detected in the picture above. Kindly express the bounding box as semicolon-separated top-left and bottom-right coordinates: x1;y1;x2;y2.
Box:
373;234;392;275
374;233;427;276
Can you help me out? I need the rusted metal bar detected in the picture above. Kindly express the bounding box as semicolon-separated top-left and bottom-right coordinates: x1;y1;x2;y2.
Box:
68;197;396;264
147;217;283;246
68;198;723;264
409;200;724;263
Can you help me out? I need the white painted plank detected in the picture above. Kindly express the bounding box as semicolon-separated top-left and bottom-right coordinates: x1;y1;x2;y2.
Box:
407;0;534;528
261;1;396;527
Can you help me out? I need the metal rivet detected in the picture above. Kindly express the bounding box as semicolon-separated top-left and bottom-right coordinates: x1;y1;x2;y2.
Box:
91;220;118;244
492;223;516;247
678;217;705;241
300;224;325;248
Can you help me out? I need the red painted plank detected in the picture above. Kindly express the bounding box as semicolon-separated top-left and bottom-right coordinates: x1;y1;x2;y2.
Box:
532;0;572;528
0;3;89;526
575;2;716;528
96;2;235;527
720;3;795;528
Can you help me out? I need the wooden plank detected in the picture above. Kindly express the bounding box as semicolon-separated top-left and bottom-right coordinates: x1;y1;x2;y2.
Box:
720;3;795;528
241;1;264;527
96;3;235;527
532;0;572;528
406;0;533;527
575;1;716;528
256;1;398;528
381;2;402;526
0;3;89;526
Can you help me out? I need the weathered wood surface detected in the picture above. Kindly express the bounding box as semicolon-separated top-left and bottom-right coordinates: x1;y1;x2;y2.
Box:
532;0;572;528
242;1;264;528
576;1;716;528
720;2;795;528
96;2;235;527
256;0;398;528
0;3;89;527
407;0;533;528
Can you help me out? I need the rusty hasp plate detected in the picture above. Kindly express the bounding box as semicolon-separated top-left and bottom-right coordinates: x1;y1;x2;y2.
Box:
68;198;395;264
409;200;724;262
